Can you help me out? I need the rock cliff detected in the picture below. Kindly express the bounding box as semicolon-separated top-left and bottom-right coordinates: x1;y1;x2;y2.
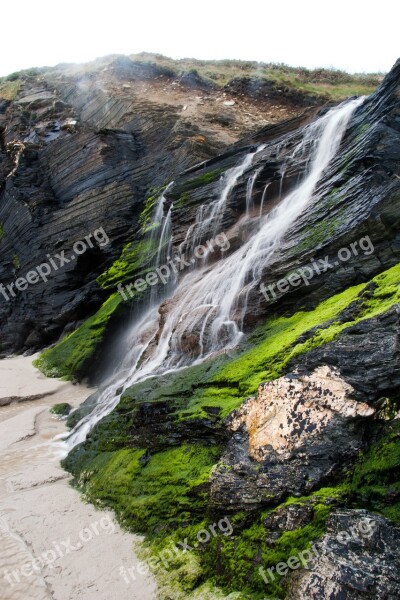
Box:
1;55;399;599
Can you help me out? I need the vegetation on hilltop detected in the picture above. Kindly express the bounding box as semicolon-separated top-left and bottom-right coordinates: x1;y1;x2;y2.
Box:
130;52;384;100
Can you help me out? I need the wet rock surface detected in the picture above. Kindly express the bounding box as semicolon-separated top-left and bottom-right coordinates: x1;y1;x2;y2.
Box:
53;60;400;599
167;60;400;328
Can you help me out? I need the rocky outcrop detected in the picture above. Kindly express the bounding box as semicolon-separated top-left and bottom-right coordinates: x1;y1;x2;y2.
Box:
286;510;400;599
210;367;376;509
230;366;374;460
55;59;400;600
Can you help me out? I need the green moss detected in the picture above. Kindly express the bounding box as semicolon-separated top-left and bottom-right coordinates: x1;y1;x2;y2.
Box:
175;191;189;208
208;262;400;406
60;263;400;598
294;206;349;253
0;223;5;241
117;262;400;424
97;238;157;289
349;420;400;523
33;294;122;380
205;504;330;597
180;168;225;193
137;487;335;599
139;186;166;232
69;444;220;533
179;282;366;420
12;254;21;270
50;403;72;416
97;184;168;290
282;485;348;506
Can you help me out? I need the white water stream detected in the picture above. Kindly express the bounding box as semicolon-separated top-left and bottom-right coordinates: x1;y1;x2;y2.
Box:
66;97;363;449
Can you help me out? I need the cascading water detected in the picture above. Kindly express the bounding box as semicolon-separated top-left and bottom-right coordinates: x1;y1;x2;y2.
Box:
246;167;263;214
188;145;265;254
65;97;363;449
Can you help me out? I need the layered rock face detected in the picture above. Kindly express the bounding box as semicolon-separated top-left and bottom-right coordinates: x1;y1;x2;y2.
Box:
58;60;400;600
0;56;309;356
166;60;400;329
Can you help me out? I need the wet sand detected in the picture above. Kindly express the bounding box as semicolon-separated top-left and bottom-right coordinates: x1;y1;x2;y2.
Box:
0;355;156;600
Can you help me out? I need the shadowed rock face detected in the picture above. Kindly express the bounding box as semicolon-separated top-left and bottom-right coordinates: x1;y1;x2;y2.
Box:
290;304;400;405
209;296;400;513
286;510;400;600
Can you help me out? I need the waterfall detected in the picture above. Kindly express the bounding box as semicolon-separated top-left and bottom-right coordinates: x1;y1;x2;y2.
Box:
188;144;265;253
246;167;263;214
65;97;363;450
150;199;174;303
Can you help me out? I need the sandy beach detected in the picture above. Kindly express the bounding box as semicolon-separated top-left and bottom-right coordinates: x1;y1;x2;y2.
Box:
0;355;156;600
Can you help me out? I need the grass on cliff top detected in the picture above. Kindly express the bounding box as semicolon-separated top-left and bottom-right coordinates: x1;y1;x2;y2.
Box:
0;79;21;100
130;53;383;100
34;294;121;380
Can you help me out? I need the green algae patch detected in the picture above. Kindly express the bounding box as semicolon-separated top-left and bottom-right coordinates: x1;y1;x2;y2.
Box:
212;262;400;397
69;444;220;534
349;420;400;523
179;168;225;193
136;487;336;599
61;262;400;596
203;503;330;598
34;294;122;380
50;403;72;416
97;238;157;289
166;262;400;421
139;186;166;233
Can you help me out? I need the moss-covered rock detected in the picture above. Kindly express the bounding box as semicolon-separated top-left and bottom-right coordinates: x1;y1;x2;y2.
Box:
59;261;399;597
49;402;72;416
349;420;400;523
67;444;220;533
33;294;122;380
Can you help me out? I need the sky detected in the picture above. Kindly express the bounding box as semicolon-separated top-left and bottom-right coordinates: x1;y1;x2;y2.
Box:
1;0;398;77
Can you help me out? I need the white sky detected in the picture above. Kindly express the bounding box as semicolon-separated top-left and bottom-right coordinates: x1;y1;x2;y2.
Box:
1;0;398;77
